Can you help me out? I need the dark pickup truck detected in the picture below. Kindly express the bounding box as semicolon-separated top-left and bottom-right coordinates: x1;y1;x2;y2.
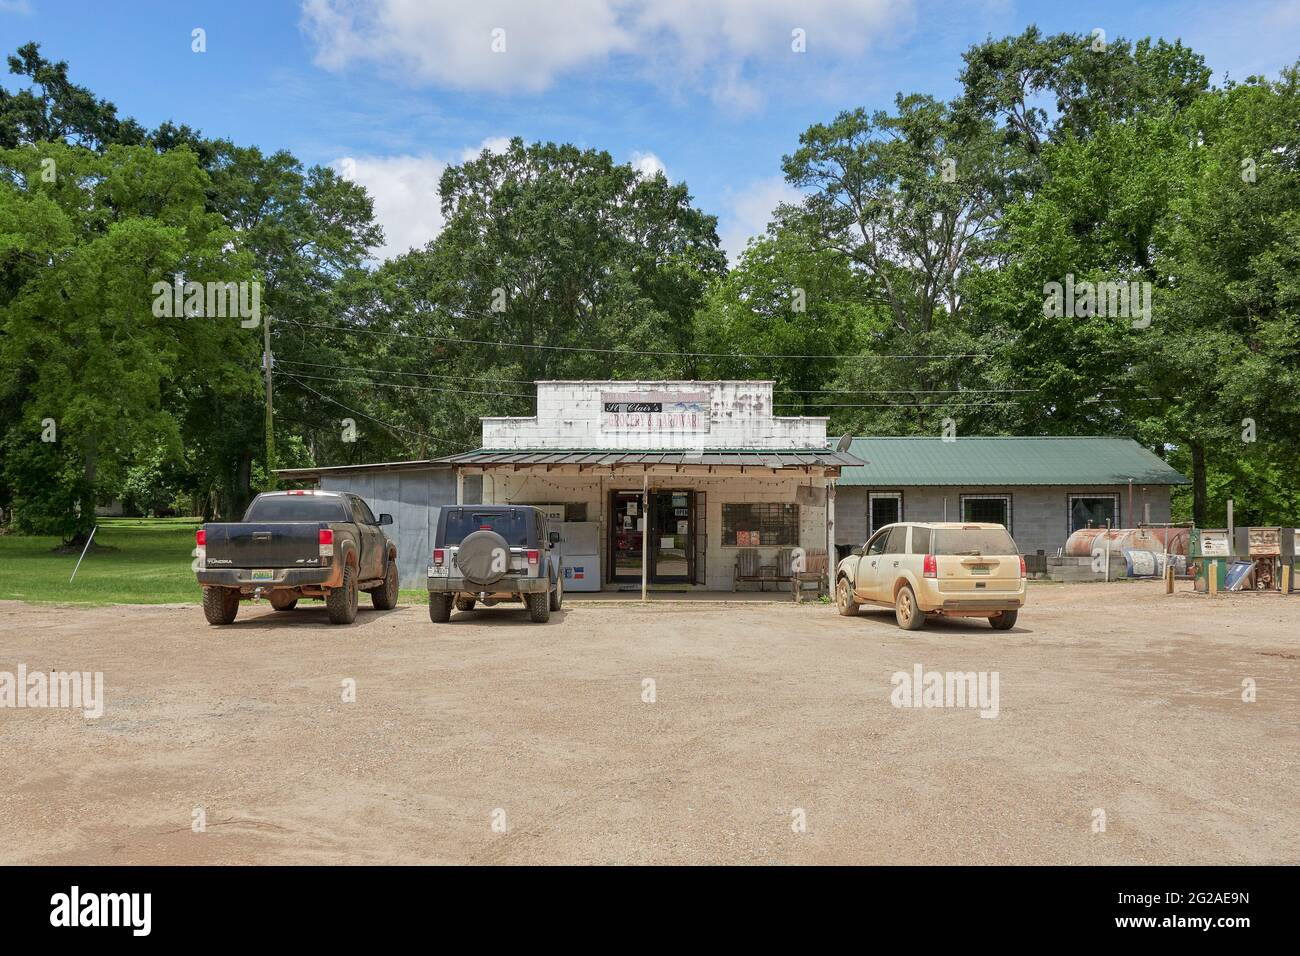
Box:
196;490;399;625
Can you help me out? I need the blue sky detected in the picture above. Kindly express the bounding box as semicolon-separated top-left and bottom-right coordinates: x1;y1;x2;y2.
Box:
3;0;1297;260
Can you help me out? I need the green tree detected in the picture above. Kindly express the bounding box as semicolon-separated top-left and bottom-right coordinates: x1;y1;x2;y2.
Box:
0;142;258;541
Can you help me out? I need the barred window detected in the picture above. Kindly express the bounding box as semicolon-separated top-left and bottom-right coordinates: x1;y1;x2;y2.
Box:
722;503;799;546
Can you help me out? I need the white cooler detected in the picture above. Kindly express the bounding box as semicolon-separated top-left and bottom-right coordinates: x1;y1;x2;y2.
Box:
559;521;601;592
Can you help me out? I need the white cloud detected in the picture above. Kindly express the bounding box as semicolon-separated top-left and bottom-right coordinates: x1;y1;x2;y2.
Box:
718;175;803;263
333;154;448;261
300;0;909;107
459;136;513;162
629;150;667;179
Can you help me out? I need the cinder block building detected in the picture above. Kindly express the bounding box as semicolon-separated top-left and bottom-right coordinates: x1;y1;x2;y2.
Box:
435;381;861;591
834;436;1188;560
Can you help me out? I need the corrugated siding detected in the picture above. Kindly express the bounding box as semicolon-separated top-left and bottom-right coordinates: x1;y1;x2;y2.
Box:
321;468;475;588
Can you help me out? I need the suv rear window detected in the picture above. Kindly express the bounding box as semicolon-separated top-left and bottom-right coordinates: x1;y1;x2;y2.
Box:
443;509;530;546
244;495;349;522
933;528;1018;556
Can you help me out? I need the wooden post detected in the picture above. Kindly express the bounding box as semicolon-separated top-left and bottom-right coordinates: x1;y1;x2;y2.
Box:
826;478;837;597
456;469;464;506
641;469;648;603
1208;566;1218;597
1165;563;1175;594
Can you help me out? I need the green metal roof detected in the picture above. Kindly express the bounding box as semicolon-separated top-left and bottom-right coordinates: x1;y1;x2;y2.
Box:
839;437;1188;487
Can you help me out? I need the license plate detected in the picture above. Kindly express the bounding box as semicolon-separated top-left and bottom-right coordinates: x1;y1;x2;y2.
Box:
251;569;274;582
970;565;990;575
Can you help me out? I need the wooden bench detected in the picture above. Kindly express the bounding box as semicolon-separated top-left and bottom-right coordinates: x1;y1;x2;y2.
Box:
792;549;829;603
733;548;763;591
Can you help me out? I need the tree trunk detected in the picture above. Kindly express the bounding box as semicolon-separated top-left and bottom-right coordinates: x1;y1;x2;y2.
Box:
1190;440;1207;526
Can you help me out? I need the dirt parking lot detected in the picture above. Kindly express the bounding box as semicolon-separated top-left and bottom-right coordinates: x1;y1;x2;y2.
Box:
1;583;1296;865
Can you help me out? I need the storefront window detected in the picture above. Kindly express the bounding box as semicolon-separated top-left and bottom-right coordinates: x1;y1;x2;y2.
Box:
722;503;799;546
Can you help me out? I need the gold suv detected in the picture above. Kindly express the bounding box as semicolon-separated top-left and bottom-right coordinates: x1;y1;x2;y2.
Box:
835;522;1026;630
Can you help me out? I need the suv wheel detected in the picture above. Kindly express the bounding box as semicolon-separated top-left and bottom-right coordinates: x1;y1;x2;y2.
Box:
895;585;926;631
989;610;1018;630
549;573;563;611
527;590;551;623
428;593;452;623
371;559;399;610
202;587;240;625
836;577;859;616
326;564;359;625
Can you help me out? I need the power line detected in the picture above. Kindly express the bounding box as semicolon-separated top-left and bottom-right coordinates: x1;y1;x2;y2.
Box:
283;369;535;400
280;373;478;451
776;387;1038;395
776;401;1027;409
277;358;538;387
277;318;990;361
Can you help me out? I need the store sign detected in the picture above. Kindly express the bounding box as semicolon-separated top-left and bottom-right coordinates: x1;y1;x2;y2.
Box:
602;391;709;433
1199;532;1230;557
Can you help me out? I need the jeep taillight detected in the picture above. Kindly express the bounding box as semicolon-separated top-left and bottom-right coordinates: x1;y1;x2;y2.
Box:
195;529;206;547
527;549;539;566
319;528;334;558
433;548;445;566
923;554;937;578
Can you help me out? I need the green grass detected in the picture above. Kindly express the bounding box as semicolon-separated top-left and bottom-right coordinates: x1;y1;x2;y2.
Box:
0;517;432;607
0;517;201;605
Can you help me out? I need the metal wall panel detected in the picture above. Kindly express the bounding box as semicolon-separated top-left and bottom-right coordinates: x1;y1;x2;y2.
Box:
318;467;473;588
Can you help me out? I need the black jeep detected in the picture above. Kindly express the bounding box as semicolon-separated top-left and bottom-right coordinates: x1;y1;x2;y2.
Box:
426;505;563;623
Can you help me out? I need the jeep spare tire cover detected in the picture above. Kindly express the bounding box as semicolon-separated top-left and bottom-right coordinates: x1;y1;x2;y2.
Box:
455;529;510;586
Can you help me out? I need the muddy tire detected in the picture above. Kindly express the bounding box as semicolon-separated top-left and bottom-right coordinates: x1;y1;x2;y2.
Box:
428;593;452;623
989;609;1018;630
454;596;477;612
326;563;359;625
268;592;298;611
527;590;551;623
548;573;563;612
371;559;399;610
835;577;859;616
202;587;240;625
895;585;926;630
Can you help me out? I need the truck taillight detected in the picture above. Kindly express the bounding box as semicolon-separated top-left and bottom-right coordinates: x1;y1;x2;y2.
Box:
527;549;539;566
319;529;333;545
195;529;206;546
1019;555;1026;578
319;528;334;558
433;548;445;566
923;554;937;578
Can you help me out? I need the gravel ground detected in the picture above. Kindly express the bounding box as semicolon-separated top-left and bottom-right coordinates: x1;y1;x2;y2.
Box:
1;583;1296;865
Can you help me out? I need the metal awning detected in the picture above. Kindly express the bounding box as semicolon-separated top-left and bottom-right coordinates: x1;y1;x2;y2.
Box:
433;448;865;470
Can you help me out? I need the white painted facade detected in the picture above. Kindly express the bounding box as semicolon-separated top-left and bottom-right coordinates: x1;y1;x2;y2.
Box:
463;381;843;591
483;380;827;450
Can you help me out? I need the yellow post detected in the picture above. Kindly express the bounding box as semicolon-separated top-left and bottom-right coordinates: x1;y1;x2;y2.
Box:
1282;563;1292;594
1208;567;1218;597
1165;564;1175;594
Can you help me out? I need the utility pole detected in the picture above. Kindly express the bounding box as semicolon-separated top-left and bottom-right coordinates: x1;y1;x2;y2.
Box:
264;312;275;488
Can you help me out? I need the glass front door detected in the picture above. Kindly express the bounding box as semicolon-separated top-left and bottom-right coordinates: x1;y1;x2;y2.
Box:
611;492;644;582
610;490;693;583
651;491;692;582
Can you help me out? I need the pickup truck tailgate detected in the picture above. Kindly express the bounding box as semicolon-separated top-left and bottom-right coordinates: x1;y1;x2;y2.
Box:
204;522;324;569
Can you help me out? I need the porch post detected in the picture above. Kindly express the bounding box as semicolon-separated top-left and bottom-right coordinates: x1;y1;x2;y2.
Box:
826;478;837;595
641;469;649;602
455;468;464;506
